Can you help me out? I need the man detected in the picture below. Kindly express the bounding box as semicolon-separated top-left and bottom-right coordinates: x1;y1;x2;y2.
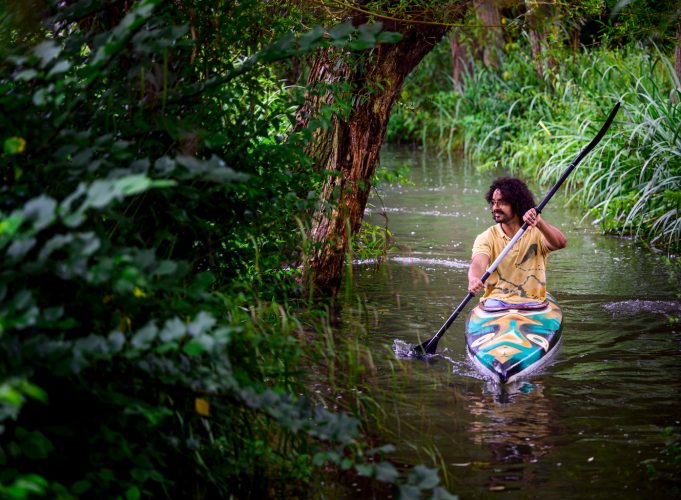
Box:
468;177;567;308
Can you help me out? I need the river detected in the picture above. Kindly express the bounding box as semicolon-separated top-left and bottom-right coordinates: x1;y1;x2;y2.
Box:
340;145;681;498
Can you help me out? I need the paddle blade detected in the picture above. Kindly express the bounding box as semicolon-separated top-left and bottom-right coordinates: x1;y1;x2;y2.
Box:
413;336;439;356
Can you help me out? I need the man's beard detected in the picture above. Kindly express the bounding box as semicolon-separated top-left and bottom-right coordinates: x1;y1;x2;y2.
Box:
492;210;511;223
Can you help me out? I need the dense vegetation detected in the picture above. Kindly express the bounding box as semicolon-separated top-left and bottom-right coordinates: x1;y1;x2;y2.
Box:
388;1;681;252
2;0;679;498
0;1;451;498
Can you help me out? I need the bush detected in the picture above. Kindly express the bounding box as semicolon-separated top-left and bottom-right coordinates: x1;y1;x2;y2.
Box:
0;2;455;497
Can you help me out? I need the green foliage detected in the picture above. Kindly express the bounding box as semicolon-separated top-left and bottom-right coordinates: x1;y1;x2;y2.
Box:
386;38;454;145
0;0;449;498
604;0;681;46
351;220;397;262
391;31;681;251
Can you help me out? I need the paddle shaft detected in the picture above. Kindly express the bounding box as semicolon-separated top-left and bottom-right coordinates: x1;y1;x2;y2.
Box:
416;102;621;354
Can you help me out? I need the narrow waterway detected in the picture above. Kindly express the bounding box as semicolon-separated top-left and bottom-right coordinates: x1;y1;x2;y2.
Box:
341;145;681;498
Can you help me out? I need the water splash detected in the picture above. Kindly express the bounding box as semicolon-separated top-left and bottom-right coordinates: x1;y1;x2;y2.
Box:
392;338;438;361
365;206;462;217
354;256;468;269
602;299;681;316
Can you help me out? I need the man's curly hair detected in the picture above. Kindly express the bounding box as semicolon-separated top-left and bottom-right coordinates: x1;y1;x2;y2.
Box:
485;177;536;219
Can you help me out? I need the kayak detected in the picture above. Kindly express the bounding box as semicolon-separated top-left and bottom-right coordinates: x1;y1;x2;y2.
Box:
464;295;563;384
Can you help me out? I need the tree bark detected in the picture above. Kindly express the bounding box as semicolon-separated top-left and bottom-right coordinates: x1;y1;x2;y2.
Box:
524;0;559;81
675;21;681;90
296;19;449;295
474;0;503;69
449;30;468;92
525;0;545;80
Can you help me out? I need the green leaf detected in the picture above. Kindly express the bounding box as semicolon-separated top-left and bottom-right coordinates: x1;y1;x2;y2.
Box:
159;317;186;342
33;41;61;68
7;238;36;260
4;136;26;154
328;22;354;41
19;380;48;403
348;39;375;51
375;461;399;483
131;323;158;350
75;334;110;357
187;311;216;337
22;196;57;231
108;331;126;354
299;26;325;51
14;69;37;81
20;430;54;460
47;60;72;77
71;480;91;495
154;260;178;276
432;486;459;500
0;214;24;250
0;384;23;406
368;443;396;455
118;175;153;196
355;463;374;477
183;335;215;356
32;88;48;106
377;31;403;44
359;22;383;37
264;32;295;60
408;464;439;489
398;484;421;500
126;486;141;500
9;474;48;496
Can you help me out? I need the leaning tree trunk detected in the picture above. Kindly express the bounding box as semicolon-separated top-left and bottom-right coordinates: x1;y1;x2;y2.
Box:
296;18;449;295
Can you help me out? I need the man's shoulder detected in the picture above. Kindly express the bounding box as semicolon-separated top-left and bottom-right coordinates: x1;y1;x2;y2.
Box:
476;224;502;240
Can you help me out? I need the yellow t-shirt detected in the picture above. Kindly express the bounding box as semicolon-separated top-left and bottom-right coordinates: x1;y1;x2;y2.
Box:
471;224;552;303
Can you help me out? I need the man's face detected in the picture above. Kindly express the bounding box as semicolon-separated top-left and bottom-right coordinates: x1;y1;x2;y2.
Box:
490;189;514;224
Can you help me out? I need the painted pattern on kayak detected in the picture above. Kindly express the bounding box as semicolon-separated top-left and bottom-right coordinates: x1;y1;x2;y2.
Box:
465;297;563;384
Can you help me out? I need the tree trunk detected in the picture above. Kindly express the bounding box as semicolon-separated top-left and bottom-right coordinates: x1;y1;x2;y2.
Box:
474;0;503;69
297;19;449;295
524;0;557;81
675;21;681;90
449;30;468;92
525;0;545;80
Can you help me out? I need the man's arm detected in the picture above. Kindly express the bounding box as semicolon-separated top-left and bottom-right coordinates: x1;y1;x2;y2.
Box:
523;208;567;251
468;253;490;295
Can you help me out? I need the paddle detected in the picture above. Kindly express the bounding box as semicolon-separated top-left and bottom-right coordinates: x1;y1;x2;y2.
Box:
413;101;622;356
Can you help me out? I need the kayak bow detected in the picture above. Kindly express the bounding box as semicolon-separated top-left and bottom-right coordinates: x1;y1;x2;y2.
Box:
465;295;563;384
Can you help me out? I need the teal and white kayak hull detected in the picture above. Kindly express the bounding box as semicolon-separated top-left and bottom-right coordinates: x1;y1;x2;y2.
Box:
464;296;563;384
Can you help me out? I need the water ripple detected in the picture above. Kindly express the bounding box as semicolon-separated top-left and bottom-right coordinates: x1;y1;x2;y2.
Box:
602;299;681;316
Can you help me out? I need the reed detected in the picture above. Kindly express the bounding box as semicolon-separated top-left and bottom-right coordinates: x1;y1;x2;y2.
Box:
440;43;681;252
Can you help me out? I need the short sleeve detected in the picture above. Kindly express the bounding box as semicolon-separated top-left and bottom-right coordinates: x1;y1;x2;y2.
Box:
472;231;491;259
535;228;551;256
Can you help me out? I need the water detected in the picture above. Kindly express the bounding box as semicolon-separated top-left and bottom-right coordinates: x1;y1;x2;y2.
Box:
341;145;681;498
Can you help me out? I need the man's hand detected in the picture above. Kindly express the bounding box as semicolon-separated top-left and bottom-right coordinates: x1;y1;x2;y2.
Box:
522;208;568;250
523;207;541;228
468;276;485;295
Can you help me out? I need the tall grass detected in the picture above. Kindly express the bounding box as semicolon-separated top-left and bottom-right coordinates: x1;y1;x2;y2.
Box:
391;41;681;252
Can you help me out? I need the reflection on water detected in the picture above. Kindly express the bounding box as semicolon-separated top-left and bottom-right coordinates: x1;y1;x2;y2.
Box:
341;145;681;498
